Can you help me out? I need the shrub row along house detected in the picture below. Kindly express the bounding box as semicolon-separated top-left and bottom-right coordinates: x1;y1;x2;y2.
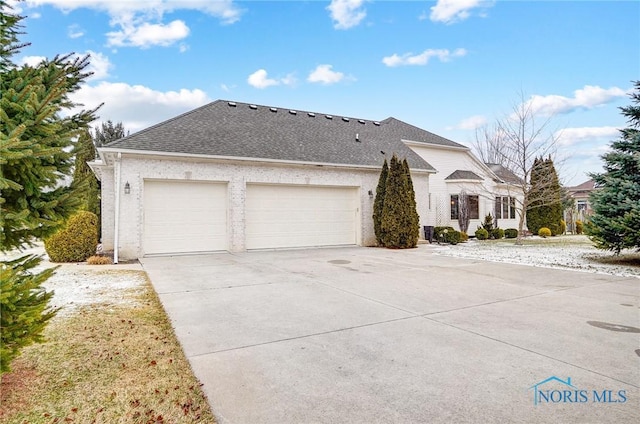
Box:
90;100;523;261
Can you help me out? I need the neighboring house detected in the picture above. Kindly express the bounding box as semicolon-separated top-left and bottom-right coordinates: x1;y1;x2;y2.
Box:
564;179;596;231
91;100;523;261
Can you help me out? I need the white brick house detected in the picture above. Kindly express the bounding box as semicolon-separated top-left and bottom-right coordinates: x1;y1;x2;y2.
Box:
91;100;522;261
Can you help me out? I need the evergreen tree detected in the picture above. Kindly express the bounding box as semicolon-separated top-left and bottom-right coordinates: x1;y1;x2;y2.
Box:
587;81;640;254
372;159;388;245
71;129;101;236
380;154;419;248
0;2;98;373
94;120;126;148
526;157;563;235
402;158;420;243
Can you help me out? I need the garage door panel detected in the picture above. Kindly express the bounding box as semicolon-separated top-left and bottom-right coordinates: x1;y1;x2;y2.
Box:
246;184;358;249
144;181;227;255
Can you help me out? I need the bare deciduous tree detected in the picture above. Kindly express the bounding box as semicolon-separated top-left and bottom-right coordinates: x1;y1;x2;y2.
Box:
477;92;563;244
457;189;470;234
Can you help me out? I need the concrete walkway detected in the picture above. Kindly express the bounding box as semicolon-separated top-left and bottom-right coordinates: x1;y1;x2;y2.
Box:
140;246;639;423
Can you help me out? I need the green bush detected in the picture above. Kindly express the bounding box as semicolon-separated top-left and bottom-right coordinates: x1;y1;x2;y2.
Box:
504;228;518;239
434;226;456;241
491;228;505;239
459;231;469;242
475;228;489;240
444;230;461;245
481;213;494;233
576;220;584;235
45;211;98;262
538;227;552;238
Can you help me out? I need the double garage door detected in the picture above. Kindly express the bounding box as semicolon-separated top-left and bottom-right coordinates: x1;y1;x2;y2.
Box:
143;181;358;255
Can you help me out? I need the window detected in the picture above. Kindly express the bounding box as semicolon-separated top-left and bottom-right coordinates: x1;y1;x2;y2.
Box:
450;195;459;220
495;196;517;219
468;195;479;219
451;194;479;220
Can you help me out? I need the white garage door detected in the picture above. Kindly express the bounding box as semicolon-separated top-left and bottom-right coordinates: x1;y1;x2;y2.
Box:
246;184;359;249
143;180;227;255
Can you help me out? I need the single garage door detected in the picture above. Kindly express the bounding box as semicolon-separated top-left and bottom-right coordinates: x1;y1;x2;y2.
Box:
246;184;359;249
143;180;227;255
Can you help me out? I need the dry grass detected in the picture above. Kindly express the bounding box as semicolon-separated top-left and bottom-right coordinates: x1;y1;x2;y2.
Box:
86;255;114;265
586;252;640;268
0;278;216;424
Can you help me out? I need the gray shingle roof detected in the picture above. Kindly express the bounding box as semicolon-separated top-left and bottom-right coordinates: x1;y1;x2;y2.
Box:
485;163;523;184
445;170;483;181
104;100;466;171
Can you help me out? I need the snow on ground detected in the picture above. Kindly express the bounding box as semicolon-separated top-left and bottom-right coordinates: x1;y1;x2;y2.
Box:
2;243;147;316
431;236;640;278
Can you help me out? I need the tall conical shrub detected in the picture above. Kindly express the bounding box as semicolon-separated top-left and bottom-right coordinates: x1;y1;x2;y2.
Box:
380;154;419;248
373;159;389;245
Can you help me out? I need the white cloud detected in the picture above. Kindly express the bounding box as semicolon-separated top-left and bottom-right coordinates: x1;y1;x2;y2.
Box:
246;69;295;89
247;69;279;89
327;0;366;29
25;1;243;48
67;24;84;38
555;126;620;147
69;81;210;133
307;64;345;85
107;19;189;48
525;85;628;116
430;0;491;24
19;55;47;66
382;48;467;67
457;115;488;130
84;50;112;80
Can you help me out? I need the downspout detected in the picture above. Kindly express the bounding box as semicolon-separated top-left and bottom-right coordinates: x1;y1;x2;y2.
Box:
113;152;122;264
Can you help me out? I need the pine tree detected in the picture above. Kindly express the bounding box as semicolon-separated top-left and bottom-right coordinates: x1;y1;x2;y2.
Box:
380;154;419;248
94;120;126;148
71;129;101;236
587;81;640;254
0;2;98;373
372;159;388;245
526;157;545;234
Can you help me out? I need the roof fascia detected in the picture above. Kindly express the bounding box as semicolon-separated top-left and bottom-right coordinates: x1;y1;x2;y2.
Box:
402;139;469;152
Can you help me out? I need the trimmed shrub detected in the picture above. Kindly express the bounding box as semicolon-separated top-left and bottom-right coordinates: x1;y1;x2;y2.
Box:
444;230;461;245
459;231;469;242
475;228;489;240
45;211;98;262
492;228;505;239
504;228;518;239
434;226;456;241
560;219;567;234
575;220;584;235
538;227;552;238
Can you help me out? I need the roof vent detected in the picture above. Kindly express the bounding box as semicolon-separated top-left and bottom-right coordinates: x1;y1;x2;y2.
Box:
358;119;365;124
325;115;333;120
342;117;349;122
249;104;257;110
308;112;316;117
228;101;237;107
289;110;297;115
270;107;278;113
373;121;380;126
356;133;360;142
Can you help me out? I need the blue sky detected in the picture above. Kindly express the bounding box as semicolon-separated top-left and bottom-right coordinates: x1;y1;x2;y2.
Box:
11;0;640;185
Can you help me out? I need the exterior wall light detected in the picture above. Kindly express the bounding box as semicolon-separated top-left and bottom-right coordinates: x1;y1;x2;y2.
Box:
368;190;374;199
124;181;130;194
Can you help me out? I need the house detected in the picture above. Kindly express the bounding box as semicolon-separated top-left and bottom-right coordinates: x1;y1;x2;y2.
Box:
91;100;523;261
567;179;596;216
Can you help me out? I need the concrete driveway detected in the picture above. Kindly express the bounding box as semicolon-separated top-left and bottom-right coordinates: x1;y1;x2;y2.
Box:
140;246;639;423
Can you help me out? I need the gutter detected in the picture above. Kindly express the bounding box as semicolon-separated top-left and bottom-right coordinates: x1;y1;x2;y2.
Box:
113;152;122;264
